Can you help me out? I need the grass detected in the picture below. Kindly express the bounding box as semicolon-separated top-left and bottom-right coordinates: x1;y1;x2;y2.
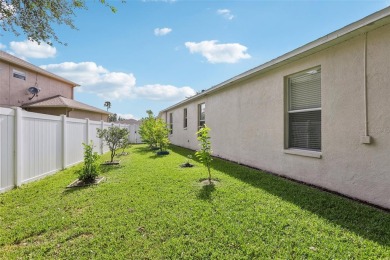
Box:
0;144;389;259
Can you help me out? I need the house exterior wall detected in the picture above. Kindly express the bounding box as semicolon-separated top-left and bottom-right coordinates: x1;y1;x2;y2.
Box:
161;24;390;209
68;109;109;122
24;107;68;117
0;61;73;107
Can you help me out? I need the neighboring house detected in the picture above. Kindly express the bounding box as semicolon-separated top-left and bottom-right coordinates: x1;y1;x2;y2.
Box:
22;95;109;121
0;51;110;121
159;7;390;209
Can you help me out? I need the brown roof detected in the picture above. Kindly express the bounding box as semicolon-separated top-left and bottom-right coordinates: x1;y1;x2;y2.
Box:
22;95;110;115
0;51;79;87
119;119;140;125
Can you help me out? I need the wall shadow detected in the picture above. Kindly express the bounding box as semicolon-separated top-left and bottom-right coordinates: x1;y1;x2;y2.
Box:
170;145;390;246
133;146;154;155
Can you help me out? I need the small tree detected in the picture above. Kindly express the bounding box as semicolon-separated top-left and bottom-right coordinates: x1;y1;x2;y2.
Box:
195;125;213;182
139;110;158;149
97;126;129;163
79;141;100;183
155;118;170;152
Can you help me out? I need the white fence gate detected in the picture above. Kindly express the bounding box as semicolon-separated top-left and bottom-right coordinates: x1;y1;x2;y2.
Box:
0;107;141;193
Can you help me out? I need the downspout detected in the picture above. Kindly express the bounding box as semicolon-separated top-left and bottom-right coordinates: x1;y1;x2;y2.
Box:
361;32;371;144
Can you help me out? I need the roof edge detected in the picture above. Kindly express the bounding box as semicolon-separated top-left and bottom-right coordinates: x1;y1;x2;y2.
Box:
160;6;390;113
0;51;80;87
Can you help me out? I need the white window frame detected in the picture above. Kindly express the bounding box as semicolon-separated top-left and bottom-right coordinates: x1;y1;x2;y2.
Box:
183;108;188;129
285;67;322;153
169;112;173;135
198;103;205;129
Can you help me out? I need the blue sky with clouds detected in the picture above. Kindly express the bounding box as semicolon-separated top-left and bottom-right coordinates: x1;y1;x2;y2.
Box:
1;0;389;119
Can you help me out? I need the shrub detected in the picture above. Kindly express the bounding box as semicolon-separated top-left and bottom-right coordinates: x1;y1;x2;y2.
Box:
155;118;170;152
139;110;158;149
79;141;100;182
139;110;170;152
97;126;129;162
195;125;212;182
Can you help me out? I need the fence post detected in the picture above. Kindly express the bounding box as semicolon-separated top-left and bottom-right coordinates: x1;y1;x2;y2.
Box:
14;107;22;187
100;120;104;154
62;115;67;169
86;118;90;144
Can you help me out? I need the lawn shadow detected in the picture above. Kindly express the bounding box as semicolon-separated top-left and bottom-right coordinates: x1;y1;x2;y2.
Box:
197;182;215;201
133;146;154;155
148;154;167;159
170;145;390;246
62;185;91;195
100;164;124;174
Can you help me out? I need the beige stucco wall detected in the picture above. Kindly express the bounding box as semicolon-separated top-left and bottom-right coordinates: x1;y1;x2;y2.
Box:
0;62;73;107
25;107;68;117
162;24;390;209
24;108;108;122
68;109;109;122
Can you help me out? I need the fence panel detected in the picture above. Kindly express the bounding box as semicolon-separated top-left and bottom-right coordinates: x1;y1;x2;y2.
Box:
102;123;111;153
89;121;102;154
66;118;87;166
0;108;15;192
0;108;136;192
21;112;63;184
129;124;142;144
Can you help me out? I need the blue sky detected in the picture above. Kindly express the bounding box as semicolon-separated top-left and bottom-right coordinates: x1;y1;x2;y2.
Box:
1;0;389;119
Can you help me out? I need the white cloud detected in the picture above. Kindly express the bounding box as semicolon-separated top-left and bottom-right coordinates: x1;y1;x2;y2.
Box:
134;84;195;100
185;40;251;64
41;62;108;85
154;27;172;36
9;40;56;59
0;43;6;50
217;9;234;20
40;62;196;101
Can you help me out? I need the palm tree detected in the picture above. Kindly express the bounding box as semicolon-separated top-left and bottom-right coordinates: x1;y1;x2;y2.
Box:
104;101;111;111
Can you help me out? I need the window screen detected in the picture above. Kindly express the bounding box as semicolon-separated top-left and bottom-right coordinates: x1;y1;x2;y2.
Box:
288;69;321;151
198;103;205;129
169;113;173;134
183;108;188;128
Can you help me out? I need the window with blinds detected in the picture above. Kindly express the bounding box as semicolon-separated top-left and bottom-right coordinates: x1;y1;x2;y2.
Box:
183;108;188;128
198;103;205;129
287;68;321;151
169;113;173;135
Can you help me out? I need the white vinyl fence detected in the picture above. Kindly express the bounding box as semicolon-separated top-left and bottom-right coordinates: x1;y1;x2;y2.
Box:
0;107;141;193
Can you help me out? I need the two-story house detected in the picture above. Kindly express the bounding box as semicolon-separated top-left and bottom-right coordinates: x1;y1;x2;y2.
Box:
0;51;109;121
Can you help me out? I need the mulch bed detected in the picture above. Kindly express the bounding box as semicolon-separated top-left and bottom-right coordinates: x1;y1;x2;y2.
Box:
66;177;105;188
180;163;194;168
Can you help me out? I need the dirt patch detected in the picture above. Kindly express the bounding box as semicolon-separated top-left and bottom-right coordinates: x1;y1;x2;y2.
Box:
180;163;194;168
199;179;219;186
101;161;120;165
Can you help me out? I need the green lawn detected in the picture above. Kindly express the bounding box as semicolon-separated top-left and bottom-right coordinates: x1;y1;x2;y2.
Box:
0;145;389;259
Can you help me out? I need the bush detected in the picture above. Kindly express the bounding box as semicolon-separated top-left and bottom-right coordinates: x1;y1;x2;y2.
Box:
195;125;213;182
79;141;100;182
139;110;170;152
97;126;129;162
